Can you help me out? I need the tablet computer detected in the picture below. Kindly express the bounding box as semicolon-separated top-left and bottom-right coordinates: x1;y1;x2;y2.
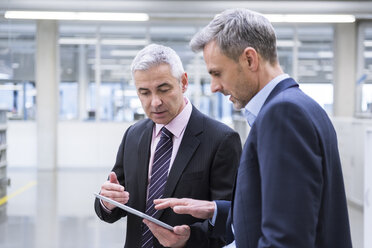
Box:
94;193;174;231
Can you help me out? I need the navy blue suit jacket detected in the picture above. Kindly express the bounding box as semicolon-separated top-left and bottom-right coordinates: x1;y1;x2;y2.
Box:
214;78;352;247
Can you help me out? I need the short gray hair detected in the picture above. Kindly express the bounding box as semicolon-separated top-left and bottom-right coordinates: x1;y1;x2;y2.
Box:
131;43;185;80
190;9;278;64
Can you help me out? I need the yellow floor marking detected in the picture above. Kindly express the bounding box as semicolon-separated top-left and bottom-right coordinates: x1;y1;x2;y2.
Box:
0;181;37;206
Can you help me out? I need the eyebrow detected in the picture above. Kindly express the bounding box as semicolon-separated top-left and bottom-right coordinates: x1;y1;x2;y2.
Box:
208;69;219;75
137;83;171;92
157;83;171;88
138;87;149;91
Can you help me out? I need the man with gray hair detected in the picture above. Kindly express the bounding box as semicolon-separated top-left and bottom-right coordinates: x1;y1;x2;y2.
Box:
154;9;352;248
94;43;241;248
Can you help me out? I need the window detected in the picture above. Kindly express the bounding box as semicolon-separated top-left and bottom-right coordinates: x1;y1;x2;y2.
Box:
276;25;334;115
55;23;335;123
59;23;148;121
356;23;372;116
0;20;36;120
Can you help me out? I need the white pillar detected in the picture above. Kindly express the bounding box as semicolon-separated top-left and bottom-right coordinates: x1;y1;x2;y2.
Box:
95;27;101;121
35;171;58;247
193;55;202;109
78;44;88;121
365;128;372;248
36;20;58;170
333;23;357;117
292;26;299;81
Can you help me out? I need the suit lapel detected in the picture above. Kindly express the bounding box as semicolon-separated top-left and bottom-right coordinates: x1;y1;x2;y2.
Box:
154;106;202;219
137;120;154;212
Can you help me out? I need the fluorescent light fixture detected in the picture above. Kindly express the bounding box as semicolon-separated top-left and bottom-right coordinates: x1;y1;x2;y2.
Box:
59;37;148;46
59;38;96;45
96;64;125;70
317;51;333;58
364;41;372;47
265;14;355;23
364;51;372;58
0;73;11;80
0;84;23;90
102;39;148;46
110;50;141;57
276;40;301;47
4;11;149;21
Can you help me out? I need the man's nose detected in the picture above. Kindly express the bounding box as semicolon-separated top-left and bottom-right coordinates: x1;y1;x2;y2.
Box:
151;94;162;107
210;80;222;93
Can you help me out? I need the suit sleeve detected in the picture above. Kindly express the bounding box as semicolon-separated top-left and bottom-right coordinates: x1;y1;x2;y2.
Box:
186;131;241;247
209;131;241;200
94;128;130;223
256;102;323;247
210;200;232;239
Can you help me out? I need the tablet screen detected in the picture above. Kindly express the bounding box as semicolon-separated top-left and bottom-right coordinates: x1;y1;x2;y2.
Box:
94;193;174;231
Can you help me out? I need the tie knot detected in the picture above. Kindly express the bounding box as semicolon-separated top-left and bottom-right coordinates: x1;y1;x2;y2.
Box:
161;127;173;139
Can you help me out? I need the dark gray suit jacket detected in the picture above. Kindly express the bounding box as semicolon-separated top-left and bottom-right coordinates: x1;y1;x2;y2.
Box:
95;106;242;248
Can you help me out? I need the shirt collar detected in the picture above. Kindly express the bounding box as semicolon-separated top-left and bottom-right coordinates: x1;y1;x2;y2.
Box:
244;73;290;126
155;97;192;138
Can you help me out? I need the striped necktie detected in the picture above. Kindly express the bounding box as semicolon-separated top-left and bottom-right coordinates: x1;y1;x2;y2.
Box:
141;127;173;248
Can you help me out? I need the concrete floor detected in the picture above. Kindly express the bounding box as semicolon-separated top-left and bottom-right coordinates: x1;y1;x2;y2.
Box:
0;168;126;248
0;167;364;248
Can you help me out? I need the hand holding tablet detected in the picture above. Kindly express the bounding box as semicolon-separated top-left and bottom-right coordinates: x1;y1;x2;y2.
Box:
94;193;174;231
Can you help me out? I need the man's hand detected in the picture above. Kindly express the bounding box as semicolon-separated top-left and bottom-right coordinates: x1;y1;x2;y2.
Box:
143;219;190;248
154;198;215;219
100;172;129;210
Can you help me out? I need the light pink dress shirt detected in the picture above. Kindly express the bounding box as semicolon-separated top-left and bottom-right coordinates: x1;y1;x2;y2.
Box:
101;97;192;212
147;97;192;182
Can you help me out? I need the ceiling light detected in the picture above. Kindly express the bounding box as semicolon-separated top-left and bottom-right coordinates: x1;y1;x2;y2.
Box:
0;73;11;80
59;38;96;45
364;52;372;58
102;39;148;46
110;50;141;57
59;37;148;46
364;41;372;47
4;11;149;22
265;14;355;23
0;84;23;90
276;40;301;47
317;51;333;58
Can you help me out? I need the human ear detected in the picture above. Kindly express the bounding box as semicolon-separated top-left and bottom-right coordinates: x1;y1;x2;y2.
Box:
242;47;258;71
181;73;188;92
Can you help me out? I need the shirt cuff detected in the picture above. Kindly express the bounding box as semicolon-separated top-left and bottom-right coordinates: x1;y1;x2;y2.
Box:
208;201;218;226
100;199;112;213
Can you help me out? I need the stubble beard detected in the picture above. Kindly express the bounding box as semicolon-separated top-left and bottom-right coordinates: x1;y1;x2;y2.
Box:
230;95;247;110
